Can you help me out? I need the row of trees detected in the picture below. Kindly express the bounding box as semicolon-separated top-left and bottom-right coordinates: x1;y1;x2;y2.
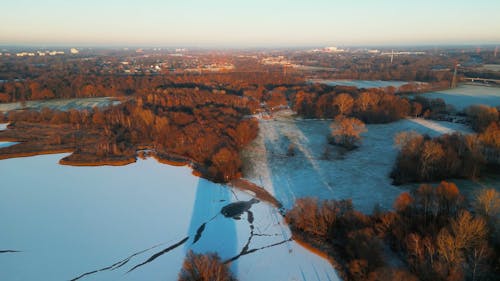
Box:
290;50;459;83
291;86;448;124
392;105;500;184
0;62;302;103
286;183;500;281
391;132;484;184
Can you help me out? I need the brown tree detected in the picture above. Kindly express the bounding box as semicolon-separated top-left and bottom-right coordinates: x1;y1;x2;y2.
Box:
332;93;354;116
329;116;367;150
466;105;499;132
178;251;236;281
473;188;500;219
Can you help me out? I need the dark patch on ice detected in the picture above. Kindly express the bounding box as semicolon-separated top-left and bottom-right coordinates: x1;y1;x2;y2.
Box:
70;196;275;279
220;198;259;219
254;233;281;237
192;223;206;244
0;250;20;253
223;208;292;264
224;238;292;264
247;210;254;224
127;236;189;273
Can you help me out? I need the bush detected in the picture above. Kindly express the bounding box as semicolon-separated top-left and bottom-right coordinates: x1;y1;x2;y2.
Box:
329;116;367;150
466;105;499;132
178;251;236;281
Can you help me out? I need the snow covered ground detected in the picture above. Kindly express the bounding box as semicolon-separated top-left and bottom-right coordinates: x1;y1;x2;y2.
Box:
311;79;408;89
242;112;471;213
0;97;119;112
418;84;500;110
0;153;339;281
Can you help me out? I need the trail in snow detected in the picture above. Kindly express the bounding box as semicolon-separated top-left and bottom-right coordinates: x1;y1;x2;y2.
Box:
276;119;334;193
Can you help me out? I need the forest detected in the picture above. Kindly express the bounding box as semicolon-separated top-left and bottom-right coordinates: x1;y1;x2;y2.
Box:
286;183;500;281
0;88;259;182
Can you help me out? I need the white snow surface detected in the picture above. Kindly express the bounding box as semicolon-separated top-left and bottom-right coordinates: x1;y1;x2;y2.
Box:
418;84;500;110
0;153;339;281
242;112;471;213
0;97;119;112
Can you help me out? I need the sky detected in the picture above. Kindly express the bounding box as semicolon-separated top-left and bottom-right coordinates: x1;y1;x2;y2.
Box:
1;0;500;47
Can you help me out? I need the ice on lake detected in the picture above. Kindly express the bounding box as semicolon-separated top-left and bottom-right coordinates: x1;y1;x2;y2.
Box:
0;153;339;281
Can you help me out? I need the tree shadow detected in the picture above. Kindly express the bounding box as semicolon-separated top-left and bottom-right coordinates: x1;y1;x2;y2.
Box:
185;178;239;272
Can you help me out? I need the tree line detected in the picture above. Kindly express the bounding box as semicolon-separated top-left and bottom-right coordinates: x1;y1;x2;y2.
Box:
289;85;449;123
392;105;500;184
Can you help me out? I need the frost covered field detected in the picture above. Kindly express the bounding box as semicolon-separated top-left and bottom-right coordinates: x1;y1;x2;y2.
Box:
0;97;119;112
311;79;407;89
0;152;339;281
418;84;500;110
242;111;471;213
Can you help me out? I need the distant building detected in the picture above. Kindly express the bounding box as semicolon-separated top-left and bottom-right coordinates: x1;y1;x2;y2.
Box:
48;51;64;56
16;52;35;57
310;46;345;53
261;56;292;66
324;46;345;53
70;48;79;54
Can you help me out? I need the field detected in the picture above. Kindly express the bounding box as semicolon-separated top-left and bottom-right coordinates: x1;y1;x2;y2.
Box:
310;79;408;89
417;84;500;110
0;97;119;112
242;110;472;213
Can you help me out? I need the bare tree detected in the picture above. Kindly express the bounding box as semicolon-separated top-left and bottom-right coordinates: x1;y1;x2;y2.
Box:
332;93;354;116
179;251;236;281
473;188;500;218
330;116;367;150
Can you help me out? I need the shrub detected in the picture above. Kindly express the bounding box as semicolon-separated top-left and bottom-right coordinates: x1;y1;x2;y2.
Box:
178;251;236;281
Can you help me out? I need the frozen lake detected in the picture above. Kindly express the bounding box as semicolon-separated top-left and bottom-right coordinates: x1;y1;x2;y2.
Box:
417;84;500;110
0;152;339;281
311;79;408;89
243;111;472;213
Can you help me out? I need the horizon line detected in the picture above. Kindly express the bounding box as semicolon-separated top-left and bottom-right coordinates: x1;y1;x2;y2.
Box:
1;42;499;50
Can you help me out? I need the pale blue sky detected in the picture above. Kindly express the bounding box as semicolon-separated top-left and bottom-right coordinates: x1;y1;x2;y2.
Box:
1;0;499;47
